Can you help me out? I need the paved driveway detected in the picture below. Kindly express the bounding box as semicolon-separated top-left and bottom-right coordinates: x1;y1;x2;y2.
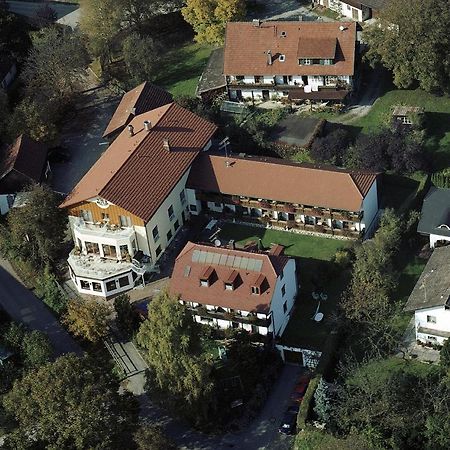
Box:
0;259;82;357
51;86;120;195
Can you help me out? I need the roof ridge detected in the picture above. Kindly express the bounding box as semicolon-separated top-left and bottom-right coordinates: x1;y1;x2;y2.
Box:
348;173;365;198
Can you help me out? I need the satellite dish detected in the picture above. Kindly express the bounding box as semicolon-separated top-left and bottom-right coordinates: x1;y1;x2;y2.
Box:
314;313;324;322
214;239;221;247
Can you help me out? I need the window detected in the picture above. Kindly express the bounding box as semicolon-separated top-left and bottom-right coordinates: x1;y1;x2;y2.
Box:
80;209;93;222
152;225;159;242
299;58;311;65
281;285;286;296
427;335;437;341
85;241;99;254
251;286;260;295
118;276;129;288
254;75;263;84
101;213;109;222
119;215;131;227
106;280;117;292
80;280;90;290
167;229;173;242
174;220;180;231
235;75;244;82
189;204;197;212
102;244;117;258
168;205;175;221
180;190;186;205
427;315;437;324
279;54;286;62
120;245;129;258
225;282;234;291
325;76;338;86
155;245;162;257
280;271;284;280
401;116;412;125
92;282;102;292
200;279;209;287
283;301;287;314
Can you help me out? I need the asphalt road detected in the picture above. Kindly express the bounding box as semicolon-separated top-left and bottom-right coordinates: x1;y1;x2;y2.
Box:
6;1;78;20
0;260;82;357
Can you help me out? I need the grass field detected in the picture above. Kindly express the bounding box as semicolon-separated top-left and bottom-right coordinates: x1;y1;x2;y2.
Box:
352;89;450;171
153;42;214;97
219;223;350;260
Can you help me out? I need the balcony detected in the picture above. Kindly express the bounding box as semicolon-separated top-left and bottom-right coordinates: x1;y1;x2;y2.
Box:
74;220;135;240
192;306;270;328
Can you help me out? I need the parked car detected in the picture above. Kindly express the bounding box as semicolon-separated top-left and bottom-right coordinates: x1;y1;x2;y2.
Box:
278;411;297;435
290;381;310;402
48;146;71;163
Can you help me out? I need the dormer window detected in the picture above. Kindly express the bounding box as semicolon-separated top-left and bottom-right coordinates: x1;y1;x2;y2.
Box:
199;266;215;287
279;54;286;62
280;31;287;37
224;269;239;291
251;286;260;295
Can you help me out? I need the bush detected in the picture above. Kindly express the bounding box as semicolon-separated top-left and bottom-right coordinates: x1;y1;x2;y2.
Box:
440;338;450;370
310;128;351;165
22;331;52;368
35;268;67;315
297;375;320;430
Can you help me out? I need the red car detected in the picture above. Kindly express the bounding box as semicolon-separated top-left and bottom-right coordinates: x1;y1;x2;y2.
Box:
290;372;311;402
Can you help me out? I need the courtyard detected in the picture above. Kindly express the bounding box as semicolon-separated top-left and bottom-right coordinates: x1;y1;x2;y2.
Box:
218;223;353;350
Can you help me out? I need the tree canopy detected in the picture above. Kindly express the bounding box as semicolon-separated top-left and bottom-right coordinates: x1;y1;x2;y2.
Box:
182;0;246;45
2;354;135;449
136;291;215;424
365;0;450;92
63;299;110;343
3;184;68;269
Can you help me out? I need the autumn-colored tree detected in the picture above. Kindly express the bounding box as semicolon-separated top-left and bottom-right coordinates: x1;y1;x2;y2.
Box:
64;299;110;343
182;0;246;45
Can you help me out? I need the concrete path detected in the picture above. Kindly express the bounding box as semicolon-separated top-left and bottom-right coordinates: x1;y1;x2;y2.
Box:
0;258;82;357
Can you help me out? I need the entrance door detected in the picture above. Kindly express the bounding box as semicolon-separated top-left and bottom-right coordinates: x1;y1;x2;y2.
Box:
352;7;359;20
236;89;242;101
302;75;308;85
262;90;270;100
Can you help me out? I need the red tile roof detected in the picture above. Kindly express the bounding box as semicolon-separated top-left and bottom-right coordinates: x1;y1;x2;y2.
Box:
188;154;378;212
0;135;48;193
223;21;356;76
170;242;289;314
103;82;173;137
61;103;217;222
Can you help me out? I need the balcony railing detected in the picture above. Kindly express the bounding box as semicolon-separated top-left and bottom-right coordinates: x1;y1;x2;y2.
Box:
74;220;135;239
192;306;270;328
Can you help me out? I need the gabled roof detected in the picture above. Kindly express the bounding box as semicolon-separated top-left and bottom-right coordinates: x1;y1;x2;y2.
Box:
223;21;356;76
404;246;450;312
170;242;289;313
103;82;173;137
417;187;450;238
61;103;217;222
187;153;378;212
0;135;48;194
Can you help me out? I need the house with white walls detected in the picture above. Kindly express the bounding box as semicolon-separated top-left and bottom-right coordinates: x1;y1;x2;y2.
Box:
404;246;450;345
170;242;297;338
0;135;50;215
60;98;217;298
417;187;450;249
313;0;388;22
223;20;357;103
187;153;380;239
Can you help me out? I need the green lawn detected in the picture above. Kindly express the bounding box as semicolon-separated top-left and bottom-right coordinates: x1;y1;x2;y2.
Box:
153;42;214;97
219;223;350;260
352;89;450;170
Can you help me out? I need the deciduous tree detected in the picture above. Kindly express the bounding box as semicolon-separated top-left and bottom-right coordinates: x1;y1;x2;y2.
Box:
182;0;246;45
35;267;68;315
6;185;67;269
64;299;110;343
114;294;139;336
133;424;176;450
2;354;135;449
136;291;214;424
310;128;351;166
21;330;52;368
365;0;450;92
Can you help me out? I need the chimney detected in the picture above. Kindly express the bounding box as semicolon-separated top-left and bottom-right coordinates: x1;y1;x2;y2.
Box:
267;50;273;66
144;120;151;131
163;139;170;151
229;240;235;250
127;124;134;137
252;19;261;27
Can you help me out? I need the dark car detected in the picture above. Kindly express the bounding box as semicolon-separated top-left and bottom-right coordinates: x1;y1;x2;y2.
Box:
48;146;71;163
278;411;297;435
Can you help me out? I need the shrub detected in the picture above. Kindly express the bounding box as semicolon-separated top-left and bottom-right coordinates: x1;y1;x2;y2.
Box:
310;128;351;165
